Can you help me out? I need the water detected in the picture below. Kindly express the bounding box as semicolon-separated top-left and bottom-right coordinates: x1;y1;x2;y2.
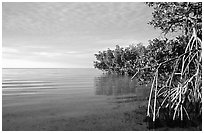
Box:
2;68;142;97
2;68;150;130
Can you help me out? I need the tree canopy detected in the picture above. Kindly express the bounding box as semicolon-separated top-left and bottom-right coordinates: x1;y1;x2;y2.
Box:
146;2;202;38
93;2;202;126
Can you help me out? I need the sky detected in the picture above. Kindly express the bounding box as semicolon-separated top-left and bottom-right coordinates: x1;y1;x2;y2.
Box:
2;2;161;68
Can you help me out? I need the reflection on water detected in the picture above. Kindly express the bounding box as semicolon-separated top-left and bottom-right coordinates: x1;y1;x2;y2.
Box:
94;74;139;96
2;68;102;96
3;68;150;98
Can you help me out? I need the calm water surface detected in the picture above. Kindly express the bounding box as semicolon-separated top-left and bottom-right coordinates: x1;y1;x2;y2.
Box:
2;68;142;97
3;68;151;131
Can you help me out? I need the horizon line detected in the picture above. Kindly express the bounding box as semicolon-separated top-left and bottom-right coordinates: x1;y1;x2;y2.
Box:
2;67;95;69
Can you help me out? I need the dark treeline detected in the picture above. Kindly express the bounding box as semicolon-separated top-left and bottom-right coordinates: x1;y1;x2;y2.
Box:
94;2;202;128
94;2;202;84
93;37;188;84
93;43;146;76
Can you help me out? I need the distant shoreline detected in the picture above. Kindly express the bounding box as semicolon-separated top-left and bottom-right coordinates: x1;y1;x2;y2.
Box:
2;68;96;69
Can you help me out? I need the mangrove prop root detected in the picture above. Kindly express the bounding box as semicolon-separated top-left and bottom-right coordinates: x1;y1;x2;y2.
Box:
133;27;202;124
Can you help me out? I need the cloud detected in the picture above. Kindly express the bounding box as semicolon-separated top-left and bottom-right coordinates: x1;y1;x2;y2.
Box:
2;58;67;68
2;2;160;68
65;51;79;54
3;2;153;36
33;51;64;57
2;47;19;53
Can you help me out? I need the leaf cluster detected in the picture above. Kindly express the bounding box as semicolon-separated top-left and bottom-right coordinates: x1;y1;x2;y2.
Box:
146;2;202;38
93;43;147;76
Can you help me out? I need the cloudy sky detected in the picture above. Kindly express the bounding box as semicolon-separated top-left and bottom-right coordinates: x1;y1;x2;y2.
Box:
3;2;161;68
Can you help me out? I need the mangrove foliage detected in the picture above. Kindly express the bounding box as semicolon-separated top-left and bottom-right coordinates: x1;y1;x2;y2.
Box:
94;2;202;128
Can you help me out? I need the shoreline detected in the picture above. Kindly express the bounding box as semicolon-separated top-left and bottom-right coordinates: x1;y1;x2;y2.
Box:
3;93;201;131
2;92;148;131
